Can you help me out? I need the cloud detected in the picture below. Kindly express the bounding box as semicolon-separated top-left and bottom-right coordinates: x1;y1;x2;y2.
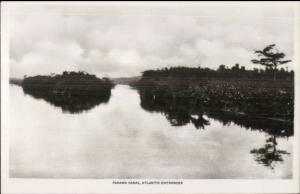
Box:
9;4;295;78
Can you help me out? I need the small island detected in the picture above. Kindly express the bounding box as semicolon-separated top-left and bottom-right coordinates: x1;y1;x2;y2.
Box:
12;71;114;114
22;71;114;94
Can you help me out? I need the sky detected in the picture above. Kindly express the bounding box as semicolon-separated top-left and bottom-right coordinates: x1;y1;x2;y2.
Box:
8;2;295;78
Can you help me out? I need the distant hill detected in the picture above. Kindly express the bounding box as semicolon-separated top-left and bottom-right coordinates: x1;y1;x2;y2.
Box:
111;76;141;85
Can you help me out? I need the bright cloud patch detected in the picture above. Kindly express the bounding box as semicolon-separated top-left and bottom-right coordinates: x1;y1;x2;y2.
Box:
9;5;294;78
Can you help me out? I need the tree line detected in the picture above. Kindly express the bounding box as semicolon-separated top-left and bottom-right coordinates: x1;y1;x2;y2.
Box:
142;44;292;80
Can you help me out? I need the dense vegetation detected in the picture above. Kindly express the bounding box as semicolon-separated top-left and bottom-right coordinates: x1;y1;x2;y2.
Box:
133;65;294;88
136;84;294;125
134;58;294;165
141;64;293;80
134;63;294;124
21;71;114;113
22;71;114;94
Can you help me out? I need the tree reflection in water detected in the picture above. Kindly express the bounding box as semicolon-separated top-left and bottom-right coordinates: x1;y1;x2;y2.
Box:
135;85;293;170
22;86;112;114
250;136;290;170
138;86;211;129
208;111;293;169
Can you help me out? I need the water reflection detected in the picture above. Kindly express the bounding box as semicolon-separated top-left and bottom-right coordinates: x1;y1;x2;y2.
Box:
207;112;293;169
135;85;293;169
207;111;293;137
10;84;293;178
250;135;290;170
138;86;210;129
22;86;112;114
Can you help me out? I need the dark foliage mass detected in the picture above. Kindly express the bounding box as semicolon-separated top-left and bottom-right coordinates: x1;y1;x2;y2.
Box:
140;64;293;80
132;64;293;89
21;71;114;113
136;84;294;124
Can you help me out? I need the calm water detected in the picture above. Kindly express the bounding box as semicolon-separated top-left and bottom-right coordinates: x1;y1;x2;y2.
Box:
9;84;293;179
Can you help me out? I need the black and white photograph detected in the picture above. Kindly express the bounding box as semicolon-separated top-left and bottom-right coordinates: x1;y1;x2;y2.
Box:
1;1;299;194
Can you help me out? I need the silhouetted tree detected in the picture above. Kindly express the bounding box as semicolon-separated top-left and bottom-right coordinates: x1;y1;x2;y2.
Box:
251;44;291;80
